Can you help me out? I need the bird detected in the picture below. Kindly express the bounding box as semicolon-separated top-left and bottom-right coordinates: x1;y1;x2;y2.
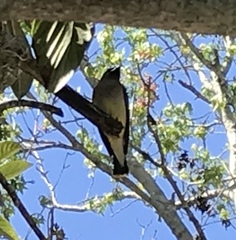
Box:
92;67;129;177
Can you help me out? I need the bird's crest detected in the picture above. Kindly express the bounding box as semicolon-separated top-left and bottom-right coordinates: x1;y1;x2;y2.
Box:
102;66;121;81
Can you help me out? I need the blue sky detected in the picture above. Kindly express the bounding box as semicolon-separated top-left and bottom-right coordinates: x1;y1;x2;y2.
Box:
7;24;236;240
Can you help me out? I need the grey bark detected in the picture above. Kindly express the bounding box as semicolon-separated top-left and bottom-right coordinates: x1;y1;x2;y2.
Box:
1;0;236;36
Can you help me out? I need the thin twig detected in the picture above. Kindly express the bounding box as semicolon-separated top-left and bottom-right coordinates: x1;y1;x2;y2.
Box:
131;143;161;168
26;91;193;239
0;171;46;240
22;101;153;214
178;79;210;103
147;111;207;240
155;31;193;84
175;187;231;209
180;33;226;86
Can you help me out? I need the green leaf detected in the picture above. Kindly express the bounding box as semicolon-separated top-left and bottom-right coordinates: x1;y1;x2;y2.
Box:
0;160;32;180
0;215;18;240
11;73;33;99
0;142;22;163
31;21;94;92
1;21;33;98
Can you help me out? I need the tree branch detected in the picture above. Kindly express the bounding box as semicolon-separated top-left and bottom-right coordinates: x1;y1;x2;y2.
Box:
147;112;207;240
175;187;232;209
55;85;123;136
33;149;139;213
21;63;124;137
131;143;161;168
0;100;63;116
35;106;193;239
178;79;210;103
179;31;236;211
0;172;46;240
181;33;225;83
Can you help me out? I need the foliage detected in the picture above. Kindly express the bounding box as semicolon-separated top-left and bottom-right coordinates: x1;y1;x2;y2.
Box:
0;20;94;99
0;215;18;240
0;141;29;240
0;22;236;240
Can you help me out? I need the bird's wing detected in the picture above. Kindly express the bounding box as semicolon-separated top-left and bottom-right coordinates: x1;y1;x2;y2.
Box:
98;128;114;157
123;86;129;155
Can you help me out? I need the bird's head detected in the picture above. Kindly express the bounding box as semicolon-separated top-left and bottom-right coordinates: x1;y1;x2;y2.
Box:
101;67;121;82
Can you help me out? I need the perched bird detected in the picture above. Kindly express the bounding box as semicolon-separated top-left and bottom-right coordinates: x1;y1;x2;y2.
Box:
92;67;129;177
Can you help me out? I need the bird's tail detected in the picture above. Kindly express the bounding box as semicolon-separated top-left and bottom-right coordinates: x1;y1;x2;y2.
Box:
113;156;129;177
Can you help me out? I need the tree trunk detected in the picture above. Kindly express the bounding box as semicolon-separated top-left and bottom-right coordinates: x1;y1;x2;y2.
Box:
2;0;236;36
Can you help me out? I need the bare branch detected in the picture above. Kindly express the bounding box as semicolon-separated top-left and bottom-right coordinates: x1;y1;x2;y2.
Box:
55;86;123;136
179;33;236;210
21;102;154;215
0;172;46;240
147;113;166;165
178;79;210;103
147;112;207;240
181;34;214;69
21;64;124;137
32;150;141;212
36;104;194;239
181;33;226;84
155;31;193;84
175;188;232;209
131;143;161;168
0;100;63;116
